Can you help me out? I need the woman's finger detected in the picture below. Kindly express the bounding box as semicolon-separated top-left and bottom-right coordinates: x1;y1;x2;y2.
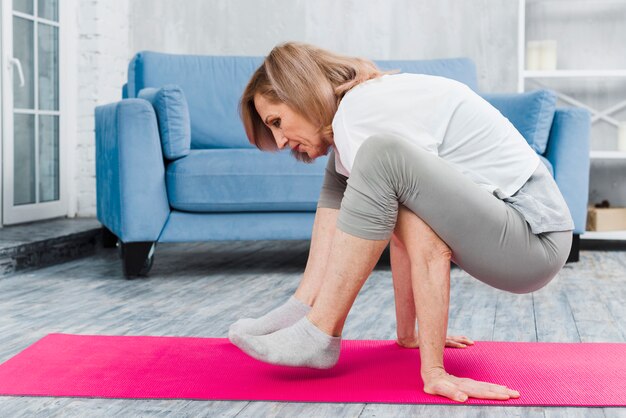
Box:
445;336;473;348
449;335;474;344
455;379;519;399
425;372;520;403
480;382;519;397
466;390;511;400
462;385;518;400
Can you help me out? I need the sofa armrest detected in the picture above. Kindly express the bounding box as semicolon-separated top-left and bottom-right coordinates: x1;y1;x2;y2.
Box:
95;99;170;242
543;108;591;234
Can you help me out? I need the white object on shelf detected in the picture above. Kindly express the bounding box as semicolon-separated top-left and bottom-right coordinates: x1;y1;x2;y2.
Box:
526;40;558;71
590;150;626;159
619;122;626;152
540;40;557;71
526;41;542;71
581;230;626;240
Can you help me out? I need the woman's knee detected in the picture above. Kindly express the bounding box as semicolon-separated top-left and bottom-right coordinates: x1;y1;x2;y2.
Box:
338;135;434;241
356;134;399;157
353;134;418;170
352;134;433;204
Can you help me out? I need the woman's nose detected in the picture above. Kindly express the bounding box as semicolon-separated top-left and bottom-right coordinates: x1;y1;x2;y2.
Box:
276;133;288;149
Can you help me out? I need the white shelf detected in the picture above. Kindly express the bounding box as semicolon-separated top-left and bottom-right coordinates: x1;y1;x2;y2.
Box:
526;0;626;6
523;70;626;78
590;150;626;159
581;230;626;240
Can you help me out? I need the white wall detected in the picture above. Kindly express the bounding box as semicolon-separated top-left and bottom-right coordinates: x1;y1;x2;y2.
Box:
74;0;130;217
129;0;519;92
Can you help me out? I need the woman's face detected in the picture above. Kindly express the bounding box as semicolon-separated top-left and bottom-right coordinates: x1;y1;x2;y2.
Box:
254;93;332;161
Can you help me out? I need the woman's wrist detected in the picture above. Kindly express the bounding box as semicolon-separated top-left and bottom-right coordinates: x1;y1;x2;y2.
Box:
421;364;446;381
419;348;445;379
396;325;417;340
397;333;417;341
396;335;418;347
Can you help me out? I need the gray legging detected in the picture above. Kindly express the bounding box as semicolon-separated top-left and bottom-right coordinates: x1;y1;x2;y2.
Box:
317;134;572;294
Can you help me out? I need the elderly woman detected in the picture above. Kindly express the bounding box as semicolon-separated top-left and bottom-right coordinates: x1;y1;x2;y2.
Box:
228;42;573;403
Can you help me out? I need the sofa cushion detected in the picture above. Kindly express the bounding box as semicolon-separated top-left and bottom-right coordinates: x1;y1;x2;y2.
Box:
482;90;557;155
127;52;479;149
166;149;327;212
129;53;264;149
138;85;191;160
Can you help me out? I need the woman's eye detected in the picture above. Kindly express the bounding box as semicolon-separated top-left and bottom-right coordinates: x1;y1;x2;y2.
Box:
272;119;281;128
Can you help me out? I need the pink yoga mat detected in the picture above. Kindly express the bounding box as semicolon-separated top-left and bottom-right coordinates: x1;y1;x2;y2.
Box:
0;333;624;406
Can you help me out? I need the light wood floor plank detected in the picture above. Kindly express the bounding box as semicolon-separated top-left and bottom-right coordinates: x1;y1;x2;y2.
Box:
360;404;547;417
492;291;537;342
533;274;581;343
234;401;366;418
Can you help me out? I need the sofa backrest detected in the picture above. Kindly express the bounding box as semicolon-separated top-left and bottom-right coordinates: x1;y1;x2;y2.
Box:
126;51;478;149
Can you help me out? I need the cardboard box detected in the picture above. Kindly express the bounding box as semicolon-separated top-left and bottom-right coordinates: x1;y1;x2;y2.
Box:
586;207;626;231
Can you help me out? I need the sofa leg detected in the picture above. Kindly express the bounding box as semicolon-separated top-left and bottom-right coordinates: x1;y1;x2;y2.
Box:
101;226;118;249
121;242;155;278
566;233;580;263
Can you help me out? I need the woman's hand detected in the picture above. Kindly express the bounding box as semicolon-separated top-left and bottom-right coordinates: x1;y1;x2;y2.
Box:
396;333;474;349
421;367;520;403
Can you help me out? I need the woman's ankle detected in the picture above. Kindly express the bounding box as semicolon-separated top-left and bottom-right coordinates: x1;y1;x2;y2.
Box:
293;289;316;306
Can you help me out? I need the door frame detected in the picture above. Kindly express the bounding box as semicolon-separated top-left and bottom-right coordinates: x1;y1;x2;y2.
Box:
1;1;77;226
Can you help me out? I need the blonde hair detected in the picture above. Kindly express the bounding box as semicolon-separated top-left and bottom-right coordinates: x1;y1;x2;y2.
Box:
239;41;397;162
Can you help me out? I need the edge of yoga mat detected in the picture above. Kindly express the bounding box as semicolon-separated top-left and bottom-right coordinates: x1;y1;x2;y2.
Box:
0;333;625;407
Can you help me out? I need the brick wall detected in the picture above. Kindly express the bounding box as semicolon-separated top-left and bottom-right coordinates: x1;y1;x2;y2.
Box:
74;0;130;217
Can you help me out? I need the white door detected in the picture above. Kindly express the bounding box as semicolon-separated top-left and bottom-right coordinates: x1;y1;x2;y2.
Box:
1;0;67;225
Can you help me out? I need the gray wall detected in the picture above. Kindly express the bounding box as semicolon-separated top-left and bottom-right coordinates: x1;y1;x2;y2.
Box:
129;0;518;93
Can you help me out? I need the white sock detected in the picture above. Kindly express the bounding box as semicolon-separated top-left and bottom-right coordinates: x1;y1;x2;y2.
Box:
228;296;311;337
230;316;341;369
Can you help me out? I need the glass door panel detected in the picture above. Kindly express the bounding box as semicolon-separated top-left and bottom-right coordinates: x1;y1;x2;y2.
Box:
38;23;58;110
37;0;58;21
12;16;34;109
14;114;36;205
38;115;59;202
13;0;33;15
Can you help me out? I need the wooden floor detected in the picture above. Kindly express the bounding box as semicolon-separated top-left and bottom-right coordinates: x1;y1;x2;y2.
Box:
1;240;625;417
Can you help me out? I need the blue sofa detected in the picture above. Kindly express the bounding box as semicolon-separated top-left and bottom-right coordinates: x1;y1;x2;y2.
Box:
95;52;590;277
